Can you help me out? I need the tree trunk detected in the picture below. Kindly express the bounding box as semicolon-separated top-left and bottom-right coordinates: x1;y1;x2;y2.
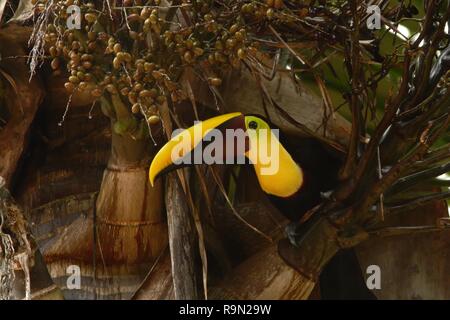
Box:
8;47;169;298
209;243;315;299
94;129;168;266
0;181;63;300
39;127;168;299
165;172;202;299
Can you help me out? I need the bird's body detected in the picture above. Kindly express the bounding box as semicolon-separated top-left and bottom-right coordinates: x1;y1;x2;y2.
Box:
272;137;376;299
268;136;376;299
267;136;341;221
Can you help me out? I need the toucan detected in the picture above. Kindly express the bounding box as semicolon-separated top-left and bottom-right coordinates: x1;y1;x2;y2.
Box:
149;112;376;299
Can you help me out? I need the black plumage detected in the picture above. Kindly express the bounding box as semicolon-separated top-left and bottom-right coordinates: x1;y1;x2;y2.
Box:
264;132;376;300
268;136;342;222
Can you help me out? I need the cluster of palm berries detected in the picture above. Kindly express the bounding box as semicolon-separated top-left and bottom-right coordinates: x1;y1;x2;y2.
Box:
241;0;312;25
38;0;299;136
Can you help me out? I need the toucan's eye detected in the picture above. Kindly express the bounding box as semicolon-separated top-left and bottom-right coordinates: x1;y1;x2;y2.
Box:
248;121;258;130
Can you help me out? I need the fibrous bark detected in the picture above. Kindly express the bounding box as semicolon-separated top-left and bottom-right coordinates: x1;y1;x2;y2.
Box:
165;171;203;299
0;178;63;300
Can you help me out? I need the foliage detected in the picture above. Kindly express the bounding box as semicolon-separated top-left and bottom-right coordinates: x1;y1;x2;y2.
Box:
29;1;446;139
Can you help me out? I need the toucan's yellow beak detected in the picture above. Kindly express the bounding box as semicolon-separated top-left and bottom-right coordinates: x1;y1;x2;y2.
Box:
149;112;303;198
149;112;243;186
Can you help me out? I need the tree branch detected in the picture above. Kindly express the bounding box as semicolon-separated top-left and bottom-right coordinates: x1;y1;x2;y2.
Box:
165;172;203;299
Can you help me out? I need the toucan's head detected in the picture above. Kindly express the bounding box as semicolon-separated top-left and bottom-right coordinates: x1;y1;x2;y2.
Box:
149;112;303;198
